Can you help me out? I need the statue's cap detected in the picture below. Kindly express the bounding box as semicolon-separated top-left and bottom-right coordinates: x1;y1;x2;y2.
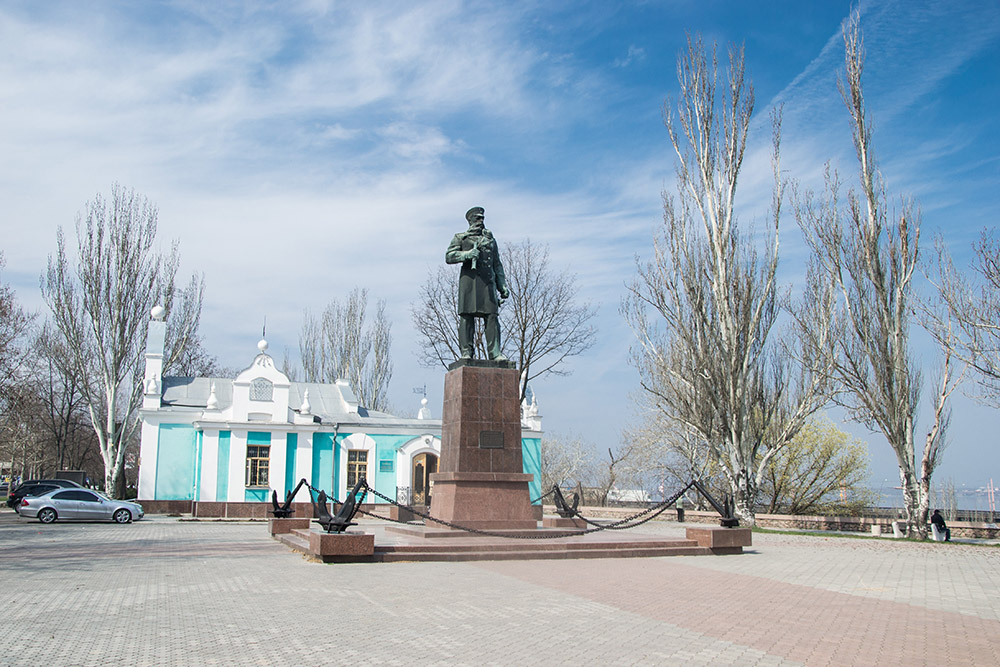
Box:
466;206;485;222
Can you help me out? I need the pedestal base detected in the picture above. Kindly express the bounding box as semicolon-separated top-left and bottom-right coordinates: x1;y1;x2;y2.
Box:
268;517;310;535
542;516;588;529
308;531;375;559
429;471;537;530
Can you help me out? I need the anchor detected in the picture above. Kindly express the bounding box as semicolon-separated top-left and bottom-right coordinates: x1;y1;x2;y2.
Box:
270;478;308;518
312;479;366;533
552;485;580;518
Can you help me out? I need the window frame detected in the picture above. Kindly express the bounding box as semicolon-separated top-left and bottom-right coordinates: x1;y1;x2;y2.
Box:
346;449;368;488
245;444;271;487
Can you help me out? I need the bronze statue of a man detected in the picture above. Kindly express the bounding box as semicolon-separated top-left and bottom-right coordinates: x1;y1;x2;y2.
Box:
445;206;510;361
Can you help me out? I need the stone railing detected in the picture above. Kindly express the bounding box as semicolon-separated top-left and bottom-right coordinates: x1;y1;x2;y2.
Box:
544;504;1000;539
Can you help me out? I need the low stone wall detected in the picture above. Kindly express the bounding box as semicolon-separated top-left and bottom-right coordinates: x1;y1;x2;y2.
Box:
139;500;395;520
544;505;1000;539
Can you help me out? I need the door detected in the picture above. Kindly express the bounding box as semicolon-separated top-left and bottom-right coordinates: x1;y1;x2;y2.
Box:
411;453;438;506
75;490;110;520
48;490;81;519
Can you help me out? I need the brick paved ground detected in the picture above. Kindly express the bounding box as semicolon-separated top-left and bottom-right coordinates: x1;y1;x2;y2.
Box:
2;509;998;666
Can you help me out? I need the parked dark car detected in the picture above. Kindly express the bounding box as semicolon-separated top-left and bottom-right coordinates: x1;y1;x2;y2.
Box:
6;479;84;511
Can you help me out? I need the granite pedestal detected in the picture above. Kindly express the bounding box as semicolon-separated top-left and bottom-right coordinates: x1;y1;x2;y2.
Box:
686;526;752;554
429;361;537;530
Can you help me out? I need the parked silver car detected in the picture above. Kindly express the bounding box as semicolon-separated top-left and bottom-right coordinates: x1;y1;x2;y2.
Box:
19;488;144;524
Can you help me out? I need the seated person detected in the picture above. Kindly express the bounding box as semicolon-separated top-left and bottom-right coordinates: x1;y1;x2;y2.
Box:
930;509;951;541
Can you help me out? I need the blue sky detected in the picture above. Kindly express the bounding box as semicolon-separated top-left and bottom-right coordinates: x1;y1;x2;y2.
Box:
2;1;999;496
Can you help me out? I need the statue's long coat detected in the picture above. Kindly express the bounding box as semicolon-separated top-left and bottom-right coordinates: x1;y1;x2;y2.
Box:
445;228;507;315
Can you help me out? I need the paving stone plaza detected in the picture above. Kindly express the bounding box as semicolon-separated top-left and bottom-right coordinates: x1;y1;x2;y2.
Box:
2;510;999;666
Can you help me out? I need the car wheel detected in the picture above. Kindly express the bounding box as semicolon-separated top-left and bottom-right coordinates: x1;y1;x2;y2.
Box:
113;508;132;524
38;508;57;524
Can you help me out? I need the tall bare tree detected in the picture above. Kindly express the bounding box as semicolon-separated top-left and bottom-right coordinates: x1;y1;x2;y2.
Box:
623;36;829;524
161;273;219;377
0;252;36;409
793;16;960;538
32;323;99;473
927;231;1000;404
41;184;201;497
299;287;393;411
623;394;721;503
412;238;597;401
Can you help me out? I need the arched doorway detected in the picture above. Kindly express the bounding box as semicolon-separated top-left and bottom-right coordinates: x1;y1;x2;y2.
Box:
412;452;438;506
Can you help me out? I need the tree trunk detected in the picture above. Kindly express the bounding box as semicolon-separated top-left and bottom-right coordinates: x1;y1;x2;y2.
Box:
899;468;928;539
731;469;757;526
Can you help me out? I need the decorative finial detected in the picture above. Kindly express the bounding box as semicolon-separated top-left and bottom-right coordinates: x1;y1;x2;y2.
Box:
417;396;431;420
257;339;268;353
207;382;219;410
300;389;311;415
151;305;165;321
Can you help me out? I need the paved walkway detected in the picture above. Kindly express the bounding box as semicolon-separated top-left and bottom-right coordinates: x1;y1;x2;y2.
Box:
2;509;998;666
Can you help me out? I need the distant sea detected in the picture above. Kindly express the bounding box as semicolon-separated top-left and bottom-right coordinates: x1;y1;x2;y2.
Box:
872;486;997;513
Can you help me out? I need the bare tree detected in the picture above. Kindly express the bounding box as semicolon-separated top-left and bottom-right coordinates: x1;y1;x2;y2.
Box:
40;184;200;497
623;36;828;525
587;446;636;507
412;238;597;401
927;231;1000;404
793;16;961;538
538;433;590;492
32;323;100;473
299;287;393;411
162;273;217;377
623;396;723;508
0;252;36;408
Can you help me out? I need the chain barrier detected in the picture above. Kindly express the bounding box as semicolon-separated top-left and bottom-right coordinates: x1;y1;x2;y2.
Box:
559;485;691;531
291;477;734;540
362;482;692;539
298;479;689;539
530;486;556;505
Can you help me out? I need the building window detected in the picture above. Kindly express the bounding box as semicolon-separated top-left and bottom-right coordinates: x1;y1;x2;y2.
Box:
347;450;368;488
245;445;270;486
250;378;273;402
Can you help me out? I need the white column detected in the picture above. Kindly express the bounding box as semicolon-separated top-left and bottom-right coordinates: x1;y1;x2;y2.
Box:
199;432;219;501
137;421;159;500
270;434;287;498
227;431;248;502
295;433;313;488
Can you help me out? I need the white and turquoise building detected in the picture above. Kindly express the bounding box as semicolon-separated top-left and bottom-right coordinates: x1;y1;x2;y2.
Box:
136;309;543;516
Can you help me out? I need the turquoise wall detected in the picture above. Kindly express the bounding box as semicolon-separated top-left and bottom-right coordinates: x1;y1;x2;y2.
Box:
285;433;297;493
248;431;271;447
312;432;335;492
370;435;411;503
245;488;268;502
155;424;197;500
216;431;230;501
521;437;542;504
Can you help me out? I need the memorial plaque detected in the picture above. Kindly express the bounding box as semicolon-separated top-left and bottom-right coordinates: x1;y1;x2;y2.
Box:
479;430;504;449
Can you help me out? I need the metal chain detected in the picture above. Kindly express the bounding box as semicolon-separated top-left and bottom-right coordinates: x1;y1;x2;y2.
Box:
301;480;686;539
362;483;690;539
562;485;691;531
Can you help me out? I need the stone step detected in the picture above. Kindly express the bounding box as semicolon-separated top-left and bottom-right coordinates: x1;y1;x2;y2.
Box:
375;539;700;553
374;545;711;562
277;532;311;554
